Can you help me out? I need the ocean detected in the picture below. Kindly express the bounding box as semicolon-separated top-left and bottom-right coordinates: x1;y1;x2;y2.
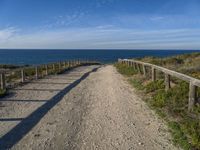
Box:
0;49;199;65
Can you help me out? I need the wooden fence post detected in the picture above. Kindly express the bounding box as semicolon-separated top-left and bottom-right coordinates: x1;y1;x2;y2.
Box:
70;61;72;67
72;60;74;66
59;62;61;71
71;61;73;67
143;65;146;77
133;62;137;70
0;73;6;90
165;74;171;91
52;64;55;74
71;60;73;67
21;69;25;83
188;82;197;112
138;64;142;74
35;66;38;79
45;65;48;75
130;61;133;67
64;61;66;68
152;67;156;81
75;60;77;66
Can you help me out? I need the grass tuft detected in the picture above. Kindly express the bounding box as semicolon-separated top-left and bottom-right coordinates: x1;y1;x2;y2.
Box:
114;63;137;76
0;89;7;98
145;79;165;93
168;121;191;150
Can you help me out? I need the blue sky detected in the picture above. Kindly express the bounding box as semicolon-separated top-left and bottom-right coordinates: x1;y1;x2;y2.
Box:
0;0;200;49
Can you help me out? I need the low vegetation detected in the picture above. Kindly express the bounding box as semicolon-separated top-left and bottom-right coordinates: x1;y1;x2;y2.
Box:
0;64;20;69
0;89;6;98
138;52;200;79
114;63;137;76
115;52;200;150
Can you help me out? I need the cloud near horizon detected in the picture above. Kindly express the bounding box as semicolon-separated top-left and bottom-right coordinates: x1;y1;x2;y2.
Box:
0;27;200;49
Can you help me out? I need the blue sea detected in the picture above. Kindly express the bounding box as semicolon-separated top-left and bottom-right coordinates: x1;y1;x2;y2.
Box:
0;49;199;65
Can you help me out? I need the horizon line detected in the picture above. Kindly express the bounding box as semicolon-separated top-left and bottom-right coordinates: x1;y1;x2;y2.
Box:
0;48;200;51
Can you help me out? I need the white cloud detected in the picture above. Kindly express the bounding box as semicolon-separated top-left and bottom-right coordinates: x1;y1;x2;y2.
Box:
42;11;87;29
0;27;17;41
0;27;200;49
150;16;164;21
95;0;116;7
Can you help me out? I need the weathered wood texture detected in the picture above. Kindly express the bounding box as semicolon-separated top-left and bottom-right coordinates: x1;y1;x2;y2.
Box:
21;69;25;83
35;66;38;80
0;60;99;91
188;83;197;112
142;65;147;77
151;67;156;81
118;59;200;111
0;73;6;90
45;65;48;75
165;74;171;91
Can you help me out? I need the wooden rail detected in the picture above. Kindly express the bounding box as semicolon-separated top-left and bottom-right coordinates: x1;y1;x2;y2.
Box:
118;58;200;112
0;59;99;91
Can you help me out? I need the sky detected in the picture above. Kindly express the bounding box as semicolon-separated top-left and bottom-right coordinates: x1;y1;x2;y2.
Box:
0;0;200;49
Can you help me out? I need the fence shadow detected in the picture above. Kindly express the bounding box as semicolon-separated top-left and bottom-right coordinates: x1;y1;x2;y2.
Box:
0;66;100;149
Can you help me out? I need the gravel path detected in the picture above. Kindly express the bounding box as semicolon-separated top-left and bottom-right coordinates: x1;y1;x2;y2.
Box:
0;65;178;150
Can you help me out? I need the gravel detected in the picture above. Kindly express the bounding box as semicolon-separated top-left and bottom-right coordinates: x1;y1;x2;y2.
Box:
0;65;179;150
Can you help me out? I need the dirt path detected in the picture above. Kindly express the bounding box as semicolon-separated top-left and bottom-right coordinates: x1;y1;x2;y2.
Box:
0;65;178;150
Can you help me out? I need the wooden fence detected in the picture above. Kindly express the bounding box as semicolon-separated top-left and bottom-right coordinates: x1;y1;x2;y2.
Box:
0;59;98;91
118;58;200;112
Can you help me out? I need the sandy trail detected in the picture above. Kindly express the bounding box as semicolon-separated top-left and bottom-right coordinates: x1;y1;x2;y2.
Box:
0;65;178;150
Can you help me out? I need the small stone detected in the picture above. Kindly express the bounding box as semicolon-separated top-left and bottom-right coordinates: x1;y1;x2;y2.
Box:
138;142;144;145
34;133;41;137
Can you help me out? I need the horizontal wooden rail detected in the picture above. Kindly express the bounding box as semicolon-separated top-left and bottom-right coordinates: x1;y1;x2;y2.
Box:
118;58;200;112
0;59;100;91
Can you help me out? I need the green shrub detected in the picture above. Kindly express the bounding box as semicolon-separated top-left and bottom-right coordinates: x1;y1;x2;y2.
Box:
165;57;184;65
148;81;189;114
181;115;200;149
145;79;165;93
0;89;6;97
115;63;137;76
0;64;19;69
166;81;189;115
129;78;144;90
151;89;167;108
168;121;191;150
